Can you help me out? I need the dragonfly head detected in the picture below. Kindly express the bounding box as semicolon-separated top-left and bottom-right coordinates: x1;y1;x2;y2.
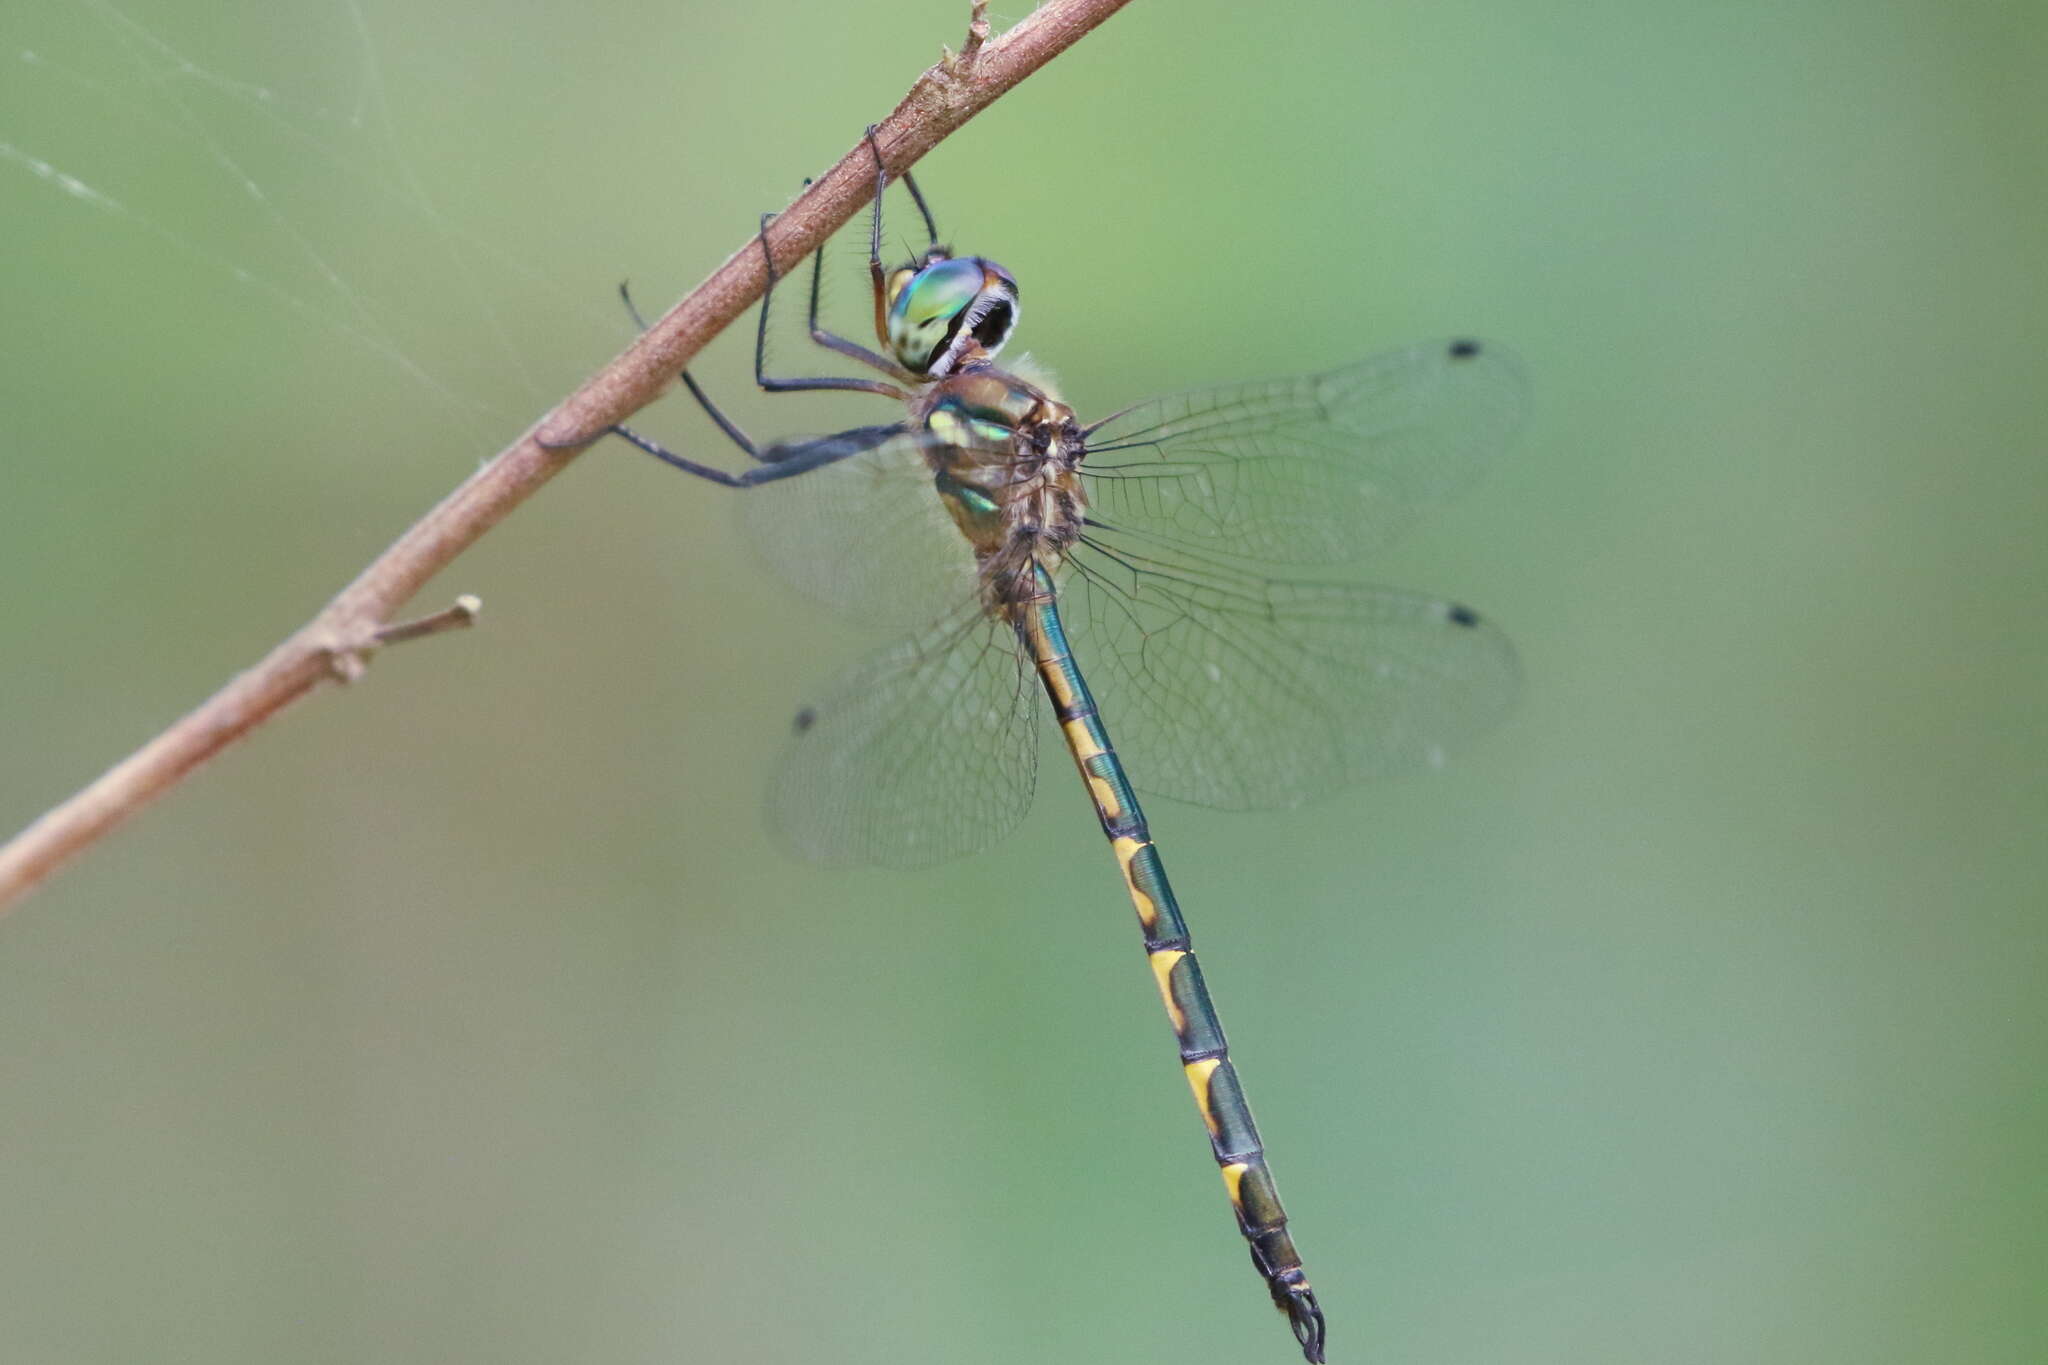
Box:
883;251;1019;378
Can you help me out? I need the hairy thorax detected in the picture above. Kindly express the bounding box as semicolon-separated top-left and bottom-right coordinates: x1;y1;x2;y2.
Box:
912;363;1088;612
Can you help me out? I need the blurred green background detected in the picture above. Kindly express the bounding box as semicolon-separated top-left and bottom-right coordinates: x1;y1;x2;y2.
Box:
3;0;2044;1362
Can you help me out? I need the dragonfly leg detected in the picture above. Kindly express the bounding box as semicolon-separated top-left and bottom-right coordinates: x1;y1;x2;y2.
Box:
790;173;917;382
615;281;775;463
610;420;905;488
611;212;908;466
595;129;946;481
751;211;907;400
898;161;941;253
863;123;940;286
862;124;941;352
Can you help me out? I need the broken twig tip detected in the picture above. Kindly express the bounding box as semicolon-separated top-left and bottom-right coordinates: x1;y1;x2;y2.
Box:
373;595;484;648
943;0;990;74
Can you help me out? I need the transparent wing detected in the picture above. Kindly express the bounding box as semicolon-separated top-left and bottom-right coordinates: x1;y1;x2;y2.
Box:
751;338;1524;857
767;606;1040;868
738;427;981;630
1062;539;1518;811
1080;338;1527;564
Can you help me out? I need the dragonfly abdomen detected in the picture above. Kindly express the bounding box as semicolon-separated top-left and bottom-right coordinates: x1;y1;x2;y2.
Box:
1017;564;1328;1363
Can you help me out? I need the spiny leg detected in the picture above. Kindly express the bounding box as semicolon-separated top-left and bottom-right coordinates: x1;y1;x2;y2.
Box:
797;172;915;381
613;203;910;467
617;280;771;462
675;128;947;400
895;156;941;253
751;210;905;400
611;419;906;488
861;124;940;354
608;139;932;476
863;123;940;285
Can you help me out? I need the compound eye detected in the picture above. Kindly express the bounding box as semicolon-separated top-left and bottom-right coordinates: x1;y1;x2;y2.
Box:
887;257;985;372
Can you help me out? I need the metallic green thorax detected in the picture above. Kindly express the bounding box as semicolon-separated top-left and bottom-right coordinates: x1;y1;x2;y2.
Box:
1015;562;1327;1361
915;369;1086;613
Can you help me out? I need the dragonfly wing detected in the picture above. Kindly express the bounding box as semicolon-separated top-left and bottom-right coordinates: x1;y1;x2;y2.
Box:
768;607;1040;867
739;427;982;630
1062;547;1518;810
1080;338;1528;565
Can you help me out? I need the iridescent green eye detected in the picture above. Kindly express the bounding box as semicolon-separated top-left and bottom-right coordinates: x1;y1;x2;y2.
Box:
892;257;982;329
885;256;1019;376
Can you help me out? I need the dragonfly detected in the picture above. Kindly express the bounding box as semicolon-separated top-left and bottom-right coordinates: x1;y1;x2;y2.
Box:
607;130;1526;1362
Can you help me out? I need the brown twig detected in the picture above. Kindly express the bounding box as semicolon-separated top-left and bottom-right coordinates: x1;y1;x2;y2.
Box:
0;0;1135;917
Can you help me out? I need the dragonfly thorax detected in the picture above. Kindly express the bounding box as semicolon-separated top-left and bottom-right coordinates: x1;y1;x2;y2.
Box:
914;367;1087;610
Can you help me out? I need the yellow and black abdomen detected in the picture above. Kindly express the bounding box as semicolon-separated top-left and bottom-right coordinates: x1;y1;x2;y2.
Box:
1015;563;1327;1363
